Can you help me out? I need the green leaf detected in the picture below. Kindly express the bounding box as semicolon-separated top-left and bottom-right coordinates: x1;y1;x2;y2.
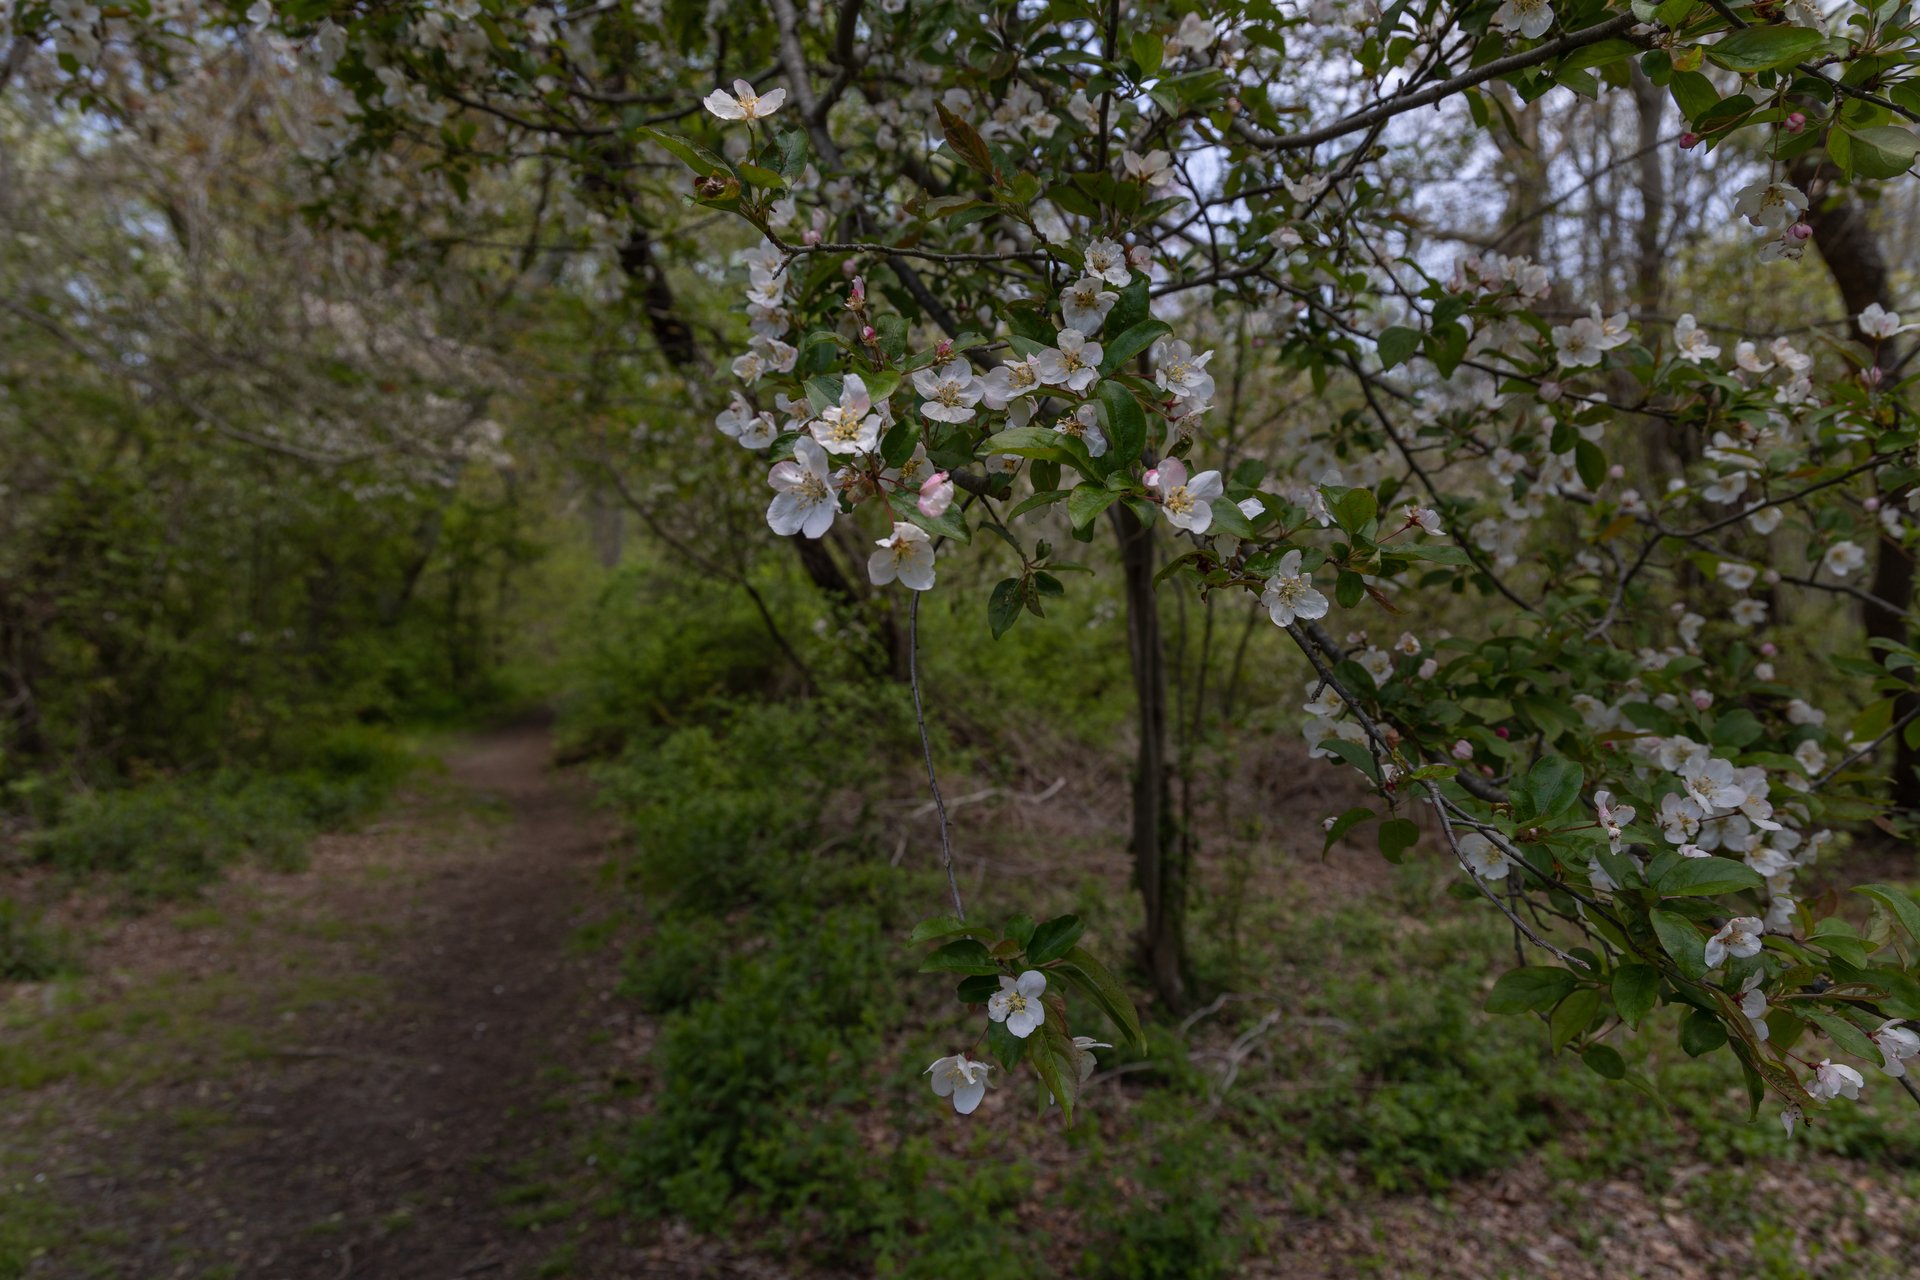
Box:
1097;380;1148;464
1574;439;1607;491
957;974;1002;1003
1844;125;1920;180
1520;756;1583;822
1399;543;1472;566
880;419;918;469
1322;806;1376;853
1650;909;1708;980
909;913;969;944
1377;325;1420;370
1106;272;1151;335
1855;883;1920;949
1031;1014;1080;1125
1551;988;1602;1048
988;578;1023;639
1098;319;1171;375
1378;817;1419;863
636;126;729;175
934;101;996;176
873;314;908;361
1027;915;1085;966
1207;498;1255;541
886;488;969;545
1486;966;1579;1014
1067;484;1121;532
1655;856;1764;897
1003;915;1037;946
737;161;787;190
1007;489;1068;520
1809;1009;1881;1063
1706;26;1824;74
981;426;1069;459
1582;1044;1627;1079
1612;963;1660;1029
1669;70;1719;122
1130;30;1164;77
987;1013;1030;1068
1331;487;1377;534
1680;1008;1727;1057
1054;946;1146;1052
921;939;1001;975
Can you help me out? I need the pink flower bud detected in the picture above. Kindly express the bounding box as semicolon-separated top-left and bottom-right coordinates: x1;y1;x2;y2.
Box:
1787;222;1812;242
1678;132;1700;149
840;258;858;277
1451;739;1473;760
1143;467;1161;490
1607;463;1626;480
1691;689;1713;710
935;338;953;360
1785;112;1806;133
1761;642;1778;657
861;325;878;344
802;228;822;245
849;276;866;302
1418;658;1439;680
1866;496;1882;512
918;470;955;519
1495;726;1510;740
1866;366;1885;388
1538;380;1564;403
1127;244;1151;268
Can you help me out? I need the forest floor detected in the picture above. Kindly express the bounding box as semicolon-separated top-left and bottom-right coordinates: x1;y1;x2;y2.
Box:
0;716;671;1279
6;719;1920;1279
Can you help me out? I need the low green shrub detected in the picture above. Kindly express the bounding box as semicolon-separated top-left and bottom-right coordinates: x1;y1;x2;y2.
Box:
27;726;415;902
0;899;74;981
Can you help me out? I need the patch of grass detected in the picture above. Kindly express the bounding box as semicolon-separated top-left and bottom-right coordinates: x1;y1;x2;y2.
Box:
27;725;417;905
0;900;75;981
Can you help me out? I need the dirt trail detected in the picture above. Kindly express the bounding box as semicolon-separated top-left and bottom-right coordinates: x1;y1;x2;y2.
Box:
27;717;645;1279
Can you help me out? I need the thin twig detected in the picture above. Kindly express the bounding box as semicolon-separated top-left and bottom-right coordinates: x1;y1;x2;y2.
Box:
909;593;966;920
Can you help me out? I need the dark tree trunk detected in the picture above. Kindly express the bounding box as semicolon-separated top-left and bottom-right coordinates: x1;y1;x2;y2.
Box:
1112;503;1187;1011
1795;163;1920;813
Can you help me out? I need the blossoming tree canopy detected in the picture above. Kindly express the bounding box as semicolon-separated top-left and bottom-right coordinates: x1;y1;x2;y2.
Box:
38;0;1920;1127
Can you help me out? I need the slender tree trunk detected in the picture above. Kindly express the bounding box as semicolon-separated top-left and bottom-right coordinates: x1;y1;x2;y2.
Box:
1795;163;1920;813
1112;503;1187;1010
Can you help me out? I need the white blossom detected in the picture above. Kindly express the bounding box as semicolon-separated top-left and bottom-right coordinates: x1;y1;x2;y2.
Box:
1261;550;1329;626
1822;540;1866;578
913;361;983;423
1458;832;1511;880
1595;790;1635;853
1083;237;1132;286
1732;179;1808;232
869;522;937;591
1056;402;1110;457
1154;339;1216;403
766;437;839;538
988;970;1048;1038
1035;329;1103;392
1490;0;1554;38
1674;314;1721;364
1704;916;1764;968
926;1053;991;1115
703;79;787;121
1061;276;1120;333
1810;1059;1865;1102
1147;458;1223;534
1874;1022;1920;1077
